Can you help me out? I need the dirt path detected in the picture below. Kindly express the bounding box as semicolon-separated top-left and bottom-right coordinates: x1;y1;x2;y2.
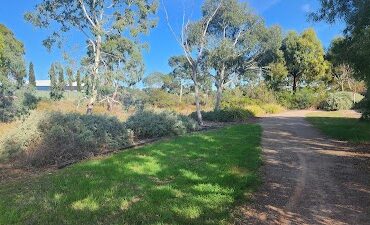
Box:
236;110;370;225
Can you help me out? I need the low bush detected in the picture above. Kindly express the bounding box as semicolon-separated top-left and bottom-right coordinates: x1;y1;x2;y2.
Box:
244;105;265;117
26;113;134;167
261;104;285;114
244;83;277;104
319;92;361;111
191;108;252;122
278;88;325;109
0;112;43;162
126;110;198;139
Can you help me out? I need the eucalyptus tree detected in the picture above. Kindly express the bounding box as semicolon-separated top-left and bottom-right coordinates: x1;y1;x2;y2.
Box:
312;0;370;112
203;0;283;110
281;29;329;92
0;24;26;92
168;55;195;103
25;0;158;113
163;0;222;125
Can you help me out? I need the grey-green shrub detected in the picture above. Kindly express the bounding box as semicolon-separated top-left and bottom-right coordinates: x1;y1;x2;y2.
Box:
190;108;252;122
0;111;43;162
277;88;325;109
126;110;198;139
27;113;133;167
320;92;357;111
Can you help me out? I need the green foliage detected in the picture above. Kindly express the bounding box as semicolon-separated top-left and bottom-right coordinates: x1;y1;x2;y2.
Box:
49;63;64;100
244;105;266;117
27;113;134;167
0;24;26;90
320;92;353;111
203;0;283;110
126;110;198;139
0;111;43;161
0;87;39;122
281;29;329;92
312;0;370;118
320;92;364;111
244;83;278;104
144;89;181;108
26;0;158;104
278;88;325;109
0;125;262;224
191;108;252;122
28;62;36;87
261;103;285;114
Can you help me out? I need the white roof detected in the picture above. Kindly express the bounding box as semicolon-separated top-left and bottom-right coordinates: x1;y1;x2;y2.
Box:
35;80;80;87
36;80;51;86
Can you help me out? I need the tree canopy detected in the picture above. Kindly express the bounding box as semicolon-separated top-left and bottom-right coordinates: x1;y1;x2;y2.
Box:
0;24;26;92
26;0;158;111
281;29;329;92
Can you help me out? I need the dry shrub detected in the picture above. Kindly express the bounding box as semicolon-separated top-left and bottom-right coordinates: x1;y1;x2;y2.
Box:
24;113;134;167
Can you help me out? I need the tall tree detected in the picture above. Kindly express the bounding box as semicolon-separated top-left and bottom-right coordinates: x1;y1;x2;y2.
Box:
312;0;370;116
28;62;36;87
203;0;283;110
163;0;221;124
281;29;329;92
26;0;158;113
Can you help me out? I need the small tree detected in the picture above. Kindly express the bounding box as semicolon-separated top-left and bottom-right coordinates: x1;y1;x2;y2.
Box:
76;70;82;92
281;29;329;92
28;62;36;87
66;67;74;91
49;63;64;100
163;0;222;125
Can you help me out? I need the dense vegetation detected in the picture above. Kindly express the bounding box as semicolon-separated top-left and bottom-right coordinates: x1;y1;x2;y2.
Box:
0;125;261;224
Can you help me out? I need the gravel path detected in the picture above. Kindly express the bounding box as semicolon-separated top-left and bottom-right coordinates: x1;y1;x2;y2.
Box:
236;110;370;225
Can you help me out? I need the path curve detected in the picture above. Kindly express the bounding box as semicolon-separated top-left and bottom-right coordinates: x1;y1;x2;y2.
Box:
236;110;370;225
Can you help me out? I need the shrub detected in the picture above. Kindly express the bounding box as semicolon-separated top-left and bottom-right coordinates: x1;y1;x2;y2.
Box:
0;111;43;162
361;110;370;121
320;92;356;111
244;105;265;117
245;83;277;104
190;108;252;122
278;88;325;109
261;104;285;114
126;110;198;139
26;113;133;167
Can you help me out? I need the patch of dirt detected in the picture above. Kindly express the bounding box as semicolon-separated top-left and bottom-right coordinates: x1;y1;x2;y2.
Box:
236;110;370;225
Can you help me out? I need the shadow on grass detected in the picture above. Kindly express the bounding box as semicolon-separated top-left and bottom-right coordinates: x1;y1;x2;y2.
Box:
0;124;261;225
307;116;370;144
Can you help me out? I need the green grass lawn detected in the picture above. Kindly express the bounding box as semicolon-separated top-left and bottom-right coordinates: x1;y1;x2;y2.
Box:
307;111;370;143
0;124;261;225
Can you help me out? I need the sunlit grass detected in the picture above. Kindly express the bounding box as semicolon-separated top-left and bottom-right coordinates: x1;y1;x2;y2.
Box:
0;124;262;224
307;111;370;143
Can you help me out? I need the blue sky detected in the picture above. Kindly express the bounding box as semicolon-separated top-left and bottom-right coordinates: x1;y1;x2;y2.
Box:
0;0;344;80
